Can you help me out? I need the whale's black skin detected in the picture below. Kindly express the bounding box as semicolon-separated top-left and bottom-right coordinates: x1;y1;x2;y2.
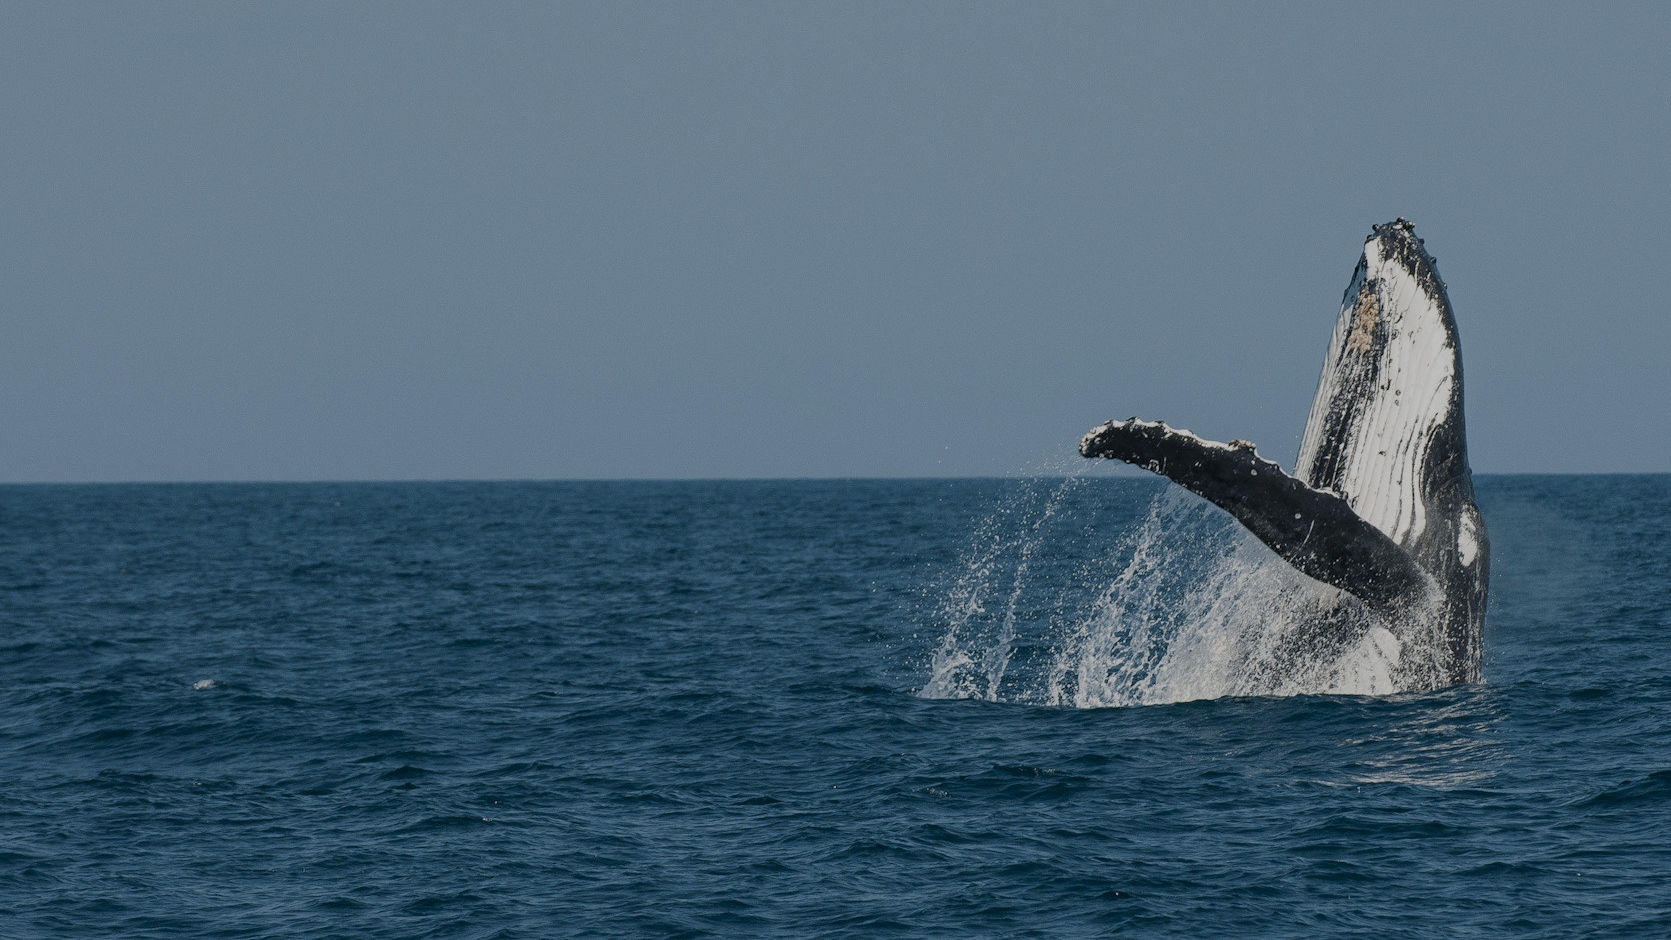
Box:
1080;221;1489;686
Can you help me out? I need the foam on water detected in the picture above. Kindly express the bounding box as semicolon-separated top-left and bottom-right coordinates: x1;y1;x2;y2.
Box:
923;480;1455;707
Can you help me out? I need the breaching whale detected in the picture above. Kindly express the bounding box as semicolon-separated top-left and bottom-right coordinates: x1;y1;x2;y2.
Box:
1079;220;1488;687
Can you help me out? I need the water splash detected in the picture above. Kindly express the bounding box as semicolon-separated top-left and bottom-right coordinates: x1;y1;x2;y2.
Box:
920;474;1086;702
922;480;1450;707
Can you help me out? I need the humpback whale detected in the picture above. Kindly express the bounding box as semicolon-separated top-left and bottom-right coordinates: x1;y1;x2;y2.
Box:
1079;220;1488;687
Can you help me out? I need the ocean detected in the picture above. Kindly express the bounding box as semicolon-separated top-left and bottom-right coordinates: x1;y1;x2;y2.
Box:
2;476;1668;937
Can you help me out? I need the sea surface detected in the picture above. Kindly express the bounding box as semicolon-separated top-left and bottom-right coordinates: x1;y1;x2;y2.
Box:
2;476;1669;937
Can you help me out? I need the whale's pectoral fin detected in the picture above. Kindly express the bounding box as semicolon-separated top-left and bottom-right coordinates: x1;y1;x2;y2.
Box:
1080;418;1432;612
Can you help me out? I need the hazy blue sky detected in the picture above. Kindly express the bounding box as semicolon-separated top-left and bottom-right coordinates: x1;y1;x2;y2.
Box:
4;3;1668;481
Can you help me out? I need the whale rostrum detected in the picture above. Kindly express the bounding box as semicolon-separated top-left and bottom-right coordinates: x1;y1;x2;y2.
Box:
1080;220;1488;686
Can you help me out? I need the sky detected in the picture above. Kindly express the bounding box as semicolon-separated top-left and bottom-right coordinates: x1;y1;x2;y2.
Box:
4;2;1669;481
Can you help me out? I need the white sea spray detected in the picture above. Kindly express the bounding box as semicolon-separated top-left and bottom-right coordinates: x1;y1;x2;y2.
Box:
921;473;1086;702
923;480;1452;707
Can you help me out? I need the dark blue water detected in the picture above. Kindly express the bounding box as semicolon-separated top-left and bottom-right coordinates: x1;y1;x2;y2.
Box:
2;477;1669;937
